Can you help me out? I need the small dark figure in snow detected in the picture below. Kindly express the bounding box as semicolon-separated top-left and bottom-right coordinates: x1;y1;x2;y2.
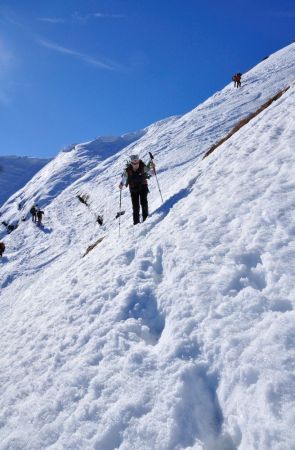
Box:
7;224;16;233
30;205;37;222
77;194;89;206
36;209;44;225
119;154;155;225
232;73;242;88
97;215;103;226
1;221;17;233
0;241;5;257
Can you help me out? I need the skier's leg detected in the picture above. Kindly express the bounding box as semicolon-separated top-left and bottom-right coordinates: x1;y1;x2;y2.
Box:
140;187;149;221
131;191;140;225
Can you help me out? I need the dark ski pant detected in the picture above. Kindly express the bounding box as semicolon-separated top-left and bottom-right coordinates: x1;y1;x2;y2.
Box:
130;186;149;225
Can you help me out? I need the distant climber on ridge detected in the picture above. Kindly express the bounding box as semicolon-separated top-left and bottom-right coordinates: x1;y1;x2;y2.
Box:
232;73;242;88
119;154;155;225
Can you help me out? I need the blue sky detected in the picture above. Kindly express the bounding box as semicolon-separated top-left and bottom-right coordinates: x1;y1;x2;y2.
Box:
0;0;294;158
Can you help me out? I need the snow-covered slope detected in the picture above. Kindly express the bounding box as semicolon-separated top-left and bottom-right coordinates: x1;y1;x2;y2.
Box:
0;43;295;450
0;156;49;207
0;131;146;221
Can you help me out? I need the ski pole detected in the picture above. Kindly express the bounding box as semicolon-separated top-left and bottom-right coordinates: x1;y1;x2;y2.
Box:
118;188;122;237
149;152;164;204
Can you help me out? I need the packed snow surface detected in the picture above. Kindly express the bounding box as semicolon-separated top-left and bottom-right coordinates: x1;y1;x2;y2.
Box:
0;44;295;450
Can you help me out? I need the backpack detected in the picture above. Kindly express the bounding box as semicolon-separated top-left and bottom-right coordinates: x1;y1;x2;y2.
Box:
126;160;148;189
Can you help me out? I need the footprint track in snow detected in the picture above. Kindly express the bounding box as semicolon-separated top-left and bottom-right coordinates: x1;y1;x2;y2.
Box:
120;245;165;344
227;251;267;296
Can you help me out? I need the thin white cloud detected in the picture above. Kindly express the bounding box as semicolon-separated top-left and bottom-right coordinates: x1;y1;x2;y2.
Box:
38;39;119;71
37;17;67;24
37;12;125;24
91;13;125;19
